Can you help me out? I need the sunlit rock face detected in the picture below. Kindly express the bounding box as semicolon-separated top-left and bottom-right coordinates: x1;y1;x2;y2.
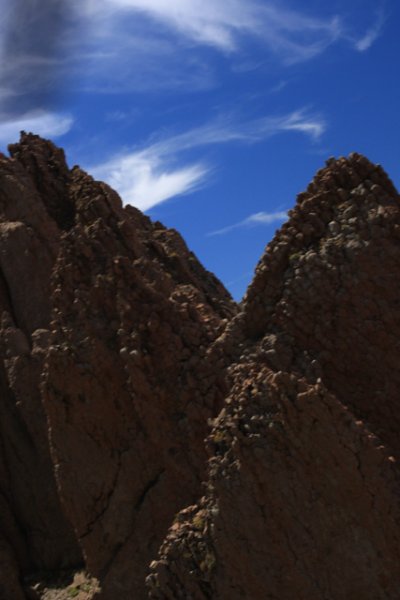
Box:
1;137;400;600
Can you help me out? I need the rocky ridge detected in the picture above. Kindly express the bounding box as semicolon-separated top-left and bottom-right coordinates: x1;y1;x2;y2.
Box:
0;133;235;600
0;137;399;600
148;154;400;599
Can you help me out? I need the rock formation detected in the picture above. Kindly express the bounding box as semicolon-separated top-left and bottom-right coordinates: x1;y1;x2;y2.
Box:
0;133;235;599
0;136;400;600
147;154;400;599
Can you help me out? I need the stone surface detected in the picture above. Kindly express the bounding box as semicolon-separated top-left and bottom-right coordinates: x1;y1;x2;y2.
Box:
0;138;82;600
148;154;400;599
42;161;235;599
0;133;235;599
1;138;400;600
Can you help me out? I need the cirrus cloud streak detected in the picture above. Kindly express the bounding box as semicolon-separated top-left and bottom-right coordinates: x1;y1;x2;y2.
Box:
90;108;325;211
208;211;288;237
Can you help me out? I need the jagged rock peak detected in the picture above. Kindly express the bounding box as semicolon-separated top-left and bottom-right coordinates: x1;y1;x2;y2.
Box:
148;154;400;600
7;132;75;230
233;153;400;456
246;152;399;307
1;137;400;600
0;133;235;600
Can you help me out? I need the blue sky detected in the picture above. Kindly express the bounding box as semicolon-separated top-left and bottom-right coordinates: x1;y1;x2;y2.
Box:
0;0;398;299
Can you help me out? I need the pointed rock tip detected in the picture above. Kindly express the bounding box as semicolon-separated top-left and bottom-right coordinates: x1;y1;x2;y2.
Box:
300;152;397;201
8;131;69;174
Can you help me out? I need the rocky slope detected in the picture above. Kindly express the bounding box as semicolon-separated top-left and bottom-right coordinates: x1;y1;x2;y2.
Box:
0;134;235;599
0;137;400;600
147;154;400;599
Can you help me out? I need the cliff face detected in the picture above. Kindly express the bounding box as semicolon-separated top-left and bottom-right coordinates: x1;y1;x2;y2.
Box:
148;154;400;600
0;134;235;600
0;137;400;600
0;138;83;600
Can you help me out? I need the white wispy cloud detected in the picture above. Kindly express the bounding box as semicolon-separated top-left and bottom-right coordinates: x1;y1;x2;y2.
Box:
0;0;385;107
70;0;385;101
83;0;342;63
271;110;325;140
208;211;288;236
90;108;325;211
128;108;325;158
0;111;73;147
91;150;209;212
353;10;385;52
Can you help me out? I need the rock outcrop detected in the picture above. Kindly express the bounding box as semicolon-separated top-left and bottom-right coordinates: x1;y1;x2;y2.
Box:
1;137;400;600
147;154;400;599
0;139;83;600
0;133;235;599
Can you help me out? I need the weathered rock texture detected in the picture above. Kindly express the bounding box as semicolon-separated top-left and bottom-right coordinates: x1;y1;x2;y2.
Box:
0;139;83;600
0;133;235;599
147;154;400;599
1;138;400;600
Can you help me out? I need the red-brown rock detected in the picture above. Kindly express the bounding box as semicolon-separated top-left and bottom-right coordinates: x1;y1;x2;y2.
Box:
42;162;235;599
0;137;83;599
148;154;400;599
0;133;235;599
2;137;400;600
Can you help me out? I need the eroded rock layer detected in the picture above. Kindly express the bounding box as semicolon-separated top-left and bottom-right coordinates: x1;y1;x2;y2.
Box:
148;154;400;599
0;138;83;600
1;139;400;600
0;134;235;599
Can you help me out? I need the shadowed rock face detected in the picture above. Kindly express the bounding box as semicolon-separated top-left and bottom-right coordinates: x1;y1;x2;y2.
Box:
241;154;400;456
147;154;400;600
0;137;82;600
41;161;235;599
0;133;235;599
1;138;400;600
